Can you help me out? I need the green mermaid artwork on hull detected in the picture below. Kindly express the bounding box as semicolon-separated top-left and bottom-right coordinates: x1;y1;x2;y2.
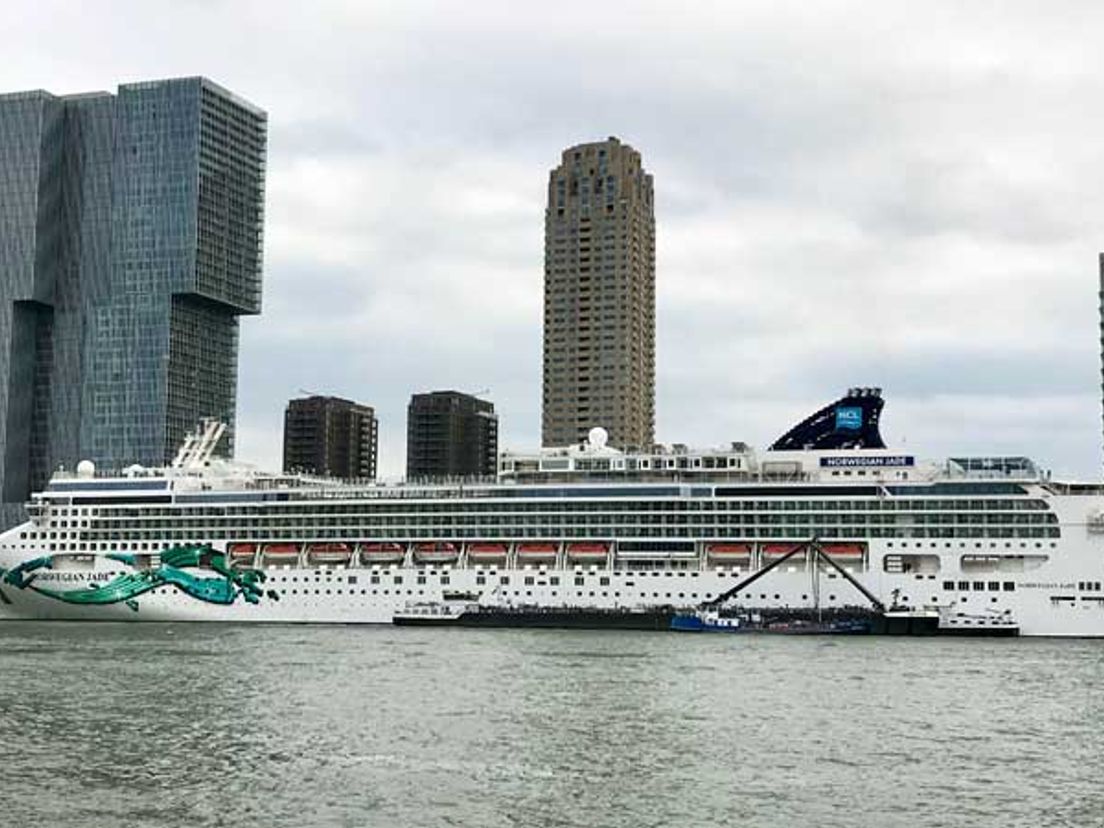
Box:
0;545;274;611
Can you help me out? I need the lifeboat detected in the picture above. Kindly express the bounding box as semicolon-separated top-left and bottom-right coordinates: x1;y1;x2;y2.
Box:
565;542;609;563
358;542;406;565
227;543;257;566
261;542;301;565
760;542;806;562
467;543;508;564
413;542;460;564
516;542;558;563
819;542;865;559
306;542;352;566
705;543;752;561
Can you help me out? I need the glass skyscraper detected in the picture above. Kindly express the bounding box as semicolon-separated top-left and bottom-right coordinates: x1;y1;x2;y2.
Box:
0;77;266;517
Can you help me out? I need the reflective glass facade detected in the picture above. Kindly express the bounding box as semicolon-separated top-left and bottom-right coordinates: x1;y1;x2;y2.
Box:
0;77;266;518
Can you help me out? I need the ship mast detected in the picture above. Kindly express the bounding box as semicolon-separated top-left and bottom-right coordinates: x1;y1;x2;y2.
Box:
171;419;226;471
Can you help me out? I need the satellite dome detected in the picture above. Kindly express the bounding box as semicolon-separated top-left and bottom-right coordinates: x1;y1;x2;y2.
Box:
76;460;95;478
587;427;609;449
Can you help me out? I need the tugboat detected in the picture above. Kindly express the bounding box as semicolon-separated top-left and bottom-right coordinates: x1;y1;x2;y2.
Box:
671;605;877;634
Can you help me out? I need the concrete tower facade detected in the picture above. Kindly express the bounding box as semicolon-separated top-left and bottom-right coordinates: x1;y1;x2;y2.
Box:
406;391;498;480
542;137;655;449
283;396;378;480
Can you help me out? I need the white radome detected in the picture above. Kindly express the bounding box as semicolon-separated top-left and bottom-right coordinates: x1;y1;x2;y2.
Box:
76;460;95;478
587;427;609;448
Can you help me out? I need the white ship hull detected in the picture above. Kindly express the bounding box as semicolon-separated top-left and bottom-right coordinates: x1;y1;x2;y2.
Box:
3;422;1102;636
2;529;1102;636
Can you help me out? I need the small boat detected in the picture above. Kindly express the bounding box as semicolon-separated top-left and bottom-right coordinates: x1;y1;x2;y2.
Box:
358;542;406;565
760;542;805;562
672;606;876;635
392;601;472;626
515;542;558;563
306;542;352;566
565;542;609;563
261;542;301;565
226;543;257;566
820;542;865;559
413;542;459;564
936;610;1019;637
466;542;508;563
705;543;752;562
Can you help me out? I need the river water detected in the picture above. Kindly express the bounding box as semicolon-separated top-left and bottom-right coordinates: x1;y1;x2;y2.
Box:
0;623;1100;828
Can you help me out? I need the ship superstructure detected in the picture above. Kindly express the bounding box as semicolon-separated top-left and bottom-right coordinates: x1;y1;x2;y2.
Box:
2;392;1103;636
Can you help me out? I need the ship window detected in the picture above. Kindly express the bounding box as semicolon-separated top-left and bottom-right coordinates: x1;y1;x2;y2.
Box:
441;577;450;585
1003;582;1015;591
476;576;485;585
575;577;584;586
599;577;610;586
550;577;560;585
958;581;969;590
524;577;534;585
500;576;510;585
370;576;379;584
988;581;1000;591
348;576;357;585
972;582;984;591
943;581;954;590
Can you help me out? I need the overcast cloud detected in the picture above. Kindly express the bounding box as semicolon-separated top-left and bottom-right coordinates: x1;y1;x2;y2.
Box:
5;1;1103;477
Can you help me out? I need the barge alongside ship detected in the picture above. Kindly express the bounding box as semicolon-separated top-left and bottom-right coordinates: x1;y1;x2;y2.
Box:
393;602;678;631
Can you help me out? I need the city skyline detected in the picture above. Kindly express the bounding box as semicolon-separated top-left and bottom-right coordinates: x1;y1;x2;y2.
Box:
2;4;1101;481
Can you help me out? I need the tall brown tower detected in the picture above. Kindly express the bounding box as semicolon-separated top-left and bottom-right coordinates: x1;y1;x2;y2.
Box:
541;137;655;449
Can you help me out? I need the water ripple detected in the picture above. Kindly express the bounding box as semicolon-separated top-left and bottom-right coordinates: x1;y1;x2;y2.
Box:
0;623;1101;827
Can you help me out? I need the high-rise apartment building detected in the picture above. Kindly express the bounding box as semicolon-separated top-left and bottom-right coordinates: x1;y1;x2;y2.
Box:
0;77;266;517
406;391;497;480
283;396;378;480
542;136;655;449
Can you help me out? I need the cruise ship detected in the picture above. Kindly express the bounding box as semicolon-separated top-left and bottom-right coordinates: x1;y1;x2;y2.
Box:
1;389;1103;636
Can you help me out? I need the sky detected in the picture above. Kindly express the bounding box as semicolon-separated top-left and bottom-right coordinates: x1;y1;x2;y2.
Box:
5;1;1104;478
